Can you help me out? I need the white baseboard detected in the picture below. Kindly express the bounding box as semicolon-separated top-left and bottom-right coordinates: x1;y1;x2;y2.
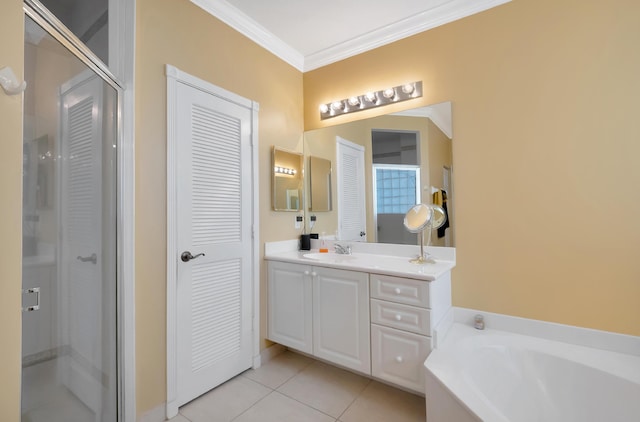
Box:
138;403;166;422
257;343;286;368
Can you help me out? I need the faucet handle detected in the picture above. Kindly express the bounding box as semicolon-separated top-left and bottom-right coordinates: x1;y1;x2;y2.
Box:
334;242;352;255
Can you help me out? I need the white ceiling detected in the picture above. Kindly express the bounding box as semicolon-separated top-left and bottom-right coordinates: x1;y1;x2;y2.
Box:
191;0;510;72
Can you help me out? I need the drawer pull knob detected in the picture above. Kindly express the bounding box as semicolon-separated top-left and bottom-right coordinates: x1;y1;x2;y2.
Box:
395;314;402;321
395;356;404;363
394;288;401;294
304;270;310;275
311;271;317;277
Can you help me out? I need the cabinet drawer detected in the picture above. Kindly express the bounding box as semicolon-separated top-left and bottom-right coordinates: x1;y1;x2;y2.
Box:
370;299;431;335
371;324;432;393
370;274;430;308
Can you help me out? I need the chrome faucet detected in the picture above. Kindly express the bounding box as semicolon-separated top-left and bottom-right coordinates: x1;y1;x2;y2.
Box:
334;243;352;255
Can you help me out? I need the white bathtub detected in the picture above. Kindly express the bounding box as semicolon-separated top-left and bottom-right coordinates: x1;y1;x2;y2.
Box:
425;322;640;422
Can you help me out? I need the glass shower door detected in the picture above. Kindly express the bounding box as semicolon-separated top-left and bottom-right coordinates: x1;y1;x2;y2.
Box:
21;15;118;422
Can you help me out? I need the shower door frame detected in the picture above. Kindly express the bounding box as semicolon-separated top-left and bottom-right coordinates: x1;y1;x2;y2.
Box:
23;1;136;421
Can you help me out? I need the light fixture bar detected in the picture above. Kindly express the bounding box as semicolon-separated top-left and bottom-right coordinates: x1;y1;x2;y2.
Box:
274;166;297;175
319;81;423;120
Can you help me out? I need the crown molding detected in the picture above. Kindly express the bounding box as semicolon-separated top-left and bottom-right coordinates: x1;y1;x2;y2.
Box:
190;0;305;71
192;0;510;73
304;0;511;71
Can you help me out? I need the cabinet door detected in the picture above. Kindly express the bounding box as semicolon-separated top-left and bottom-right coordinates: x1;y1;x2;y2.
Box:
267;261;313;353
313;267;370;374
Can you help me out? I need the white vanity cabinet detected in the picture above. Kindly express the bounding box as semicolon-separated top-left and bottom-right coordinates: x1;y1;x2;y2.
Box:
266;248;453;395
313;267;370;373
267;261;370;373
267;261;313;353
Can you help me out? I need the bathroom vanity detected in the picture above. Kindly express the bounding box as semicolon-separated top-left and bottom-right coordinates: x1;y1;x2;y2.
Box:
265;241;455;394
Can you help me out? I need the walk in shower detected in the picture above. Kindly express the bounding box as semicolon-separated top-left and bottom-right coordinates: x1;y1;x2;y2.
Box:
21;6;118;421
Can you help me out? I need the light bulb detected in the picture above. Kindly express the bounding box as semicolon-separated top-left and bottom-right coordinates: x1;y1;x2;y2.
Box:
365;92;377;103
401;83;415;94
331;101;344;111
382;88;395;99
319;103;329;113
348;96;360;107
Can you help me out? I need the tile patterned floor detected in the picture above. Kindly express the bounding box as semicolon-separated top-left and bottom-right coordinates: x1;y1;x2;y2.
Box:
174;351;426;422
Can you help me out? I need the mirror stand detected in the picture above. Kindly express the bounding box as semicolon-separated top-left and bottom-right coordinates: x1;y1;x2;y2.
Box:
409;228;436;264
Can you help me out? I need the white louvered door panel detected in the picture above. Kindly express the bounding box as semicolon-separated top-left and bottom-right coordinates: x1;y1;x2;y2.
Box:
337;137;366;241
175;81;253;407
59;73;104;417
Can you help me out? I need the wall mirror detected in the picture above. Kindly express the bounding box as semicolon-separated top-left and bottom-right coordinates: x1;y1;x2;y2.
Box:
308;156;332;212
303;101;454;246
272;146;304;211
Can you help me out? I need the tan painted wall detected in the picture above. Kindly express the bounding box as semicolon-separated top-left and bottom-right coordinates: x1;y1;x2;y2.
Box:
135;0;303;416
0;1;24;420
304;0;640;336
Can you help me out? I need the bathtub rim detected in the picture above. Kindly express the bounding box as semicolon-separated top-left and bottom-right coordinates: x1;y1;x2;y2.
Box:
434;307;640;357
426;310;640;422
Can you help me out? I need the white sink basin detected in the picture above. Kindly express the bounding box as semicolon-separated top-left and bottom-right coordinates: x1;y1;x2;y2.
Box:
303;252;356;261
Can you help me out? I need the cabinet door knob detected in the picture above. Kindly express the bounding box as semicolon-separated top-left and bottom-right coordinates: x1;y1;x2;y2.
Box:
311;271;317;277
395;314;402;321
395;356;404;363
394;287;401;295
304;270;310;275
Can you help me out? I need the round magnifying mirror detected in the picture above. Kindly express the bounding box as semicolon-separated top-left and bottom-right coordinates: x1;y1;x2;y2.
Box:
403;204;432;233
404;204;447;265
430;204;447;230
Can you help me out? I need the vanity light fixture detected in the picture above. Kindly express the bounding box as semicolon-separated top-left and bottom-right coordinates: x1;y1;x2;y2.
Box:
274;166;297;176
319;81;422;120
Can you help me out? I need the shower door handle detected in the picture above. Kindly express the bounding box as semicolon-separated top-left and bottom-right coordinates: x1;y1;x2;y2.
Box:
22;287;40;312
77;253;97;264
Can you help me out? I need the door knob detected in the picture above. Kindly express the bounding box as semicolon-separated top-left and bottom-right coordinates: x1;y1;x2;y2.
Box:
181;251;205;262
77;253;97;264
360;231;366;237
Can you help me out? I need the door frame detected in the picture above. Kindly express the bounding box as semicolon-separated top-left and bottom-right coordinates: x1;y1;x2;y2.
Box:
165;64;260;418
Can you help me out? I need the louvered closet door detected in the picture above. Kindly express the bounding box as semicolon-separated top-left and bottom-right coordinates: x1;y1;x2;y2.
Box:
337;136;366;241
175;82;253;406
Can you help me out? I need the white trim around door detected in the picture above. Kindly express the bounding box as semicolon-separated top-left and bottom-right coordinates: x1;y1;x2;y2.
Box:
165;64;260;418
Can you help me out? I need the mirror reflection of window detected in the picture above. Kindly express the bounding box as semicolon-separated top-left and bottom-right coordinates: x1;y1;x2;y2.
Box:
371;130;420;244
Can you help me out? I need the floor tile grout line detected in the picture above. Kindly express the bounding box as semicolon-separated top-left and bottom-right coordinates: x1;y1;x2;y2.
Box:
229;388;277;422
336;378;373;421
177;410;193;422
272;389;344;421
242;362;313;390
